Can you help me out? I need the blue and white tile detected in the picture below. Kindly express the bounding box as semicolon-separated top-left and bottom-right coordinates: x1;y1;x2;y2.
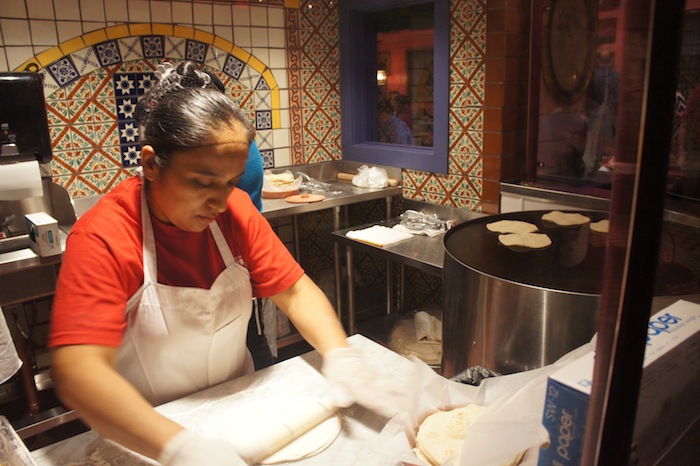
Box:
254;110;272;131
118;37;144;62
254;89;271;111
70;47;101;76
163;36;187;60
238;65;262;90
46;56;80;87
255;129;273;150
223;54;245;80
141;36;165;58
94;40;122;67
185;39;208;63
204;45;228;72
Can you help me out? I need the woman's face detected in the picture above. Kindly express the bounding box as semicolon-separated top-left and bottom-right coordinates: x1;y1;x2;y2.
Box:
142;123;250;232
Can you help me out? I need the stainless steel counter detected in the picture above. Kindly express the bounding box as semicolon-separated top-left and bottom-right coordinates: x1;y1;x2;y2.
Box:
30;334;414;466
332;206;485;334
262;180;400;220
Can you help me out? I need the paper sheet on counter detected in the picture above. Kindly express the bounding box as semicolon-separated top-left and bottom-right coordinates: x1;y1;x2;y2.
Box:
346;225;413;247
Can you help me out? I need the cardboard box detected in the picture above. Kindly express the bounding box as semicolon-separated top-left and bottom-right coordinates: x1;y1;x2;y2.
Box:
538;300;700;466
24;212;62;257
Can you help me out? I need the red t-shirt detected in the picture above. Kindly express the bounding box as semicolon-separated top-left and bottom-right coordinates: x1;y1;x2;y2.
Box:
50;176;303;348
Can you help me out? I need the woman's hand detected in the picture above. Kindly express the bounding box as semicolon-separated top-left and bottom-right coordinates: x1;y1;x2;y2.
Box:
159;430;250;466
322;346;409;418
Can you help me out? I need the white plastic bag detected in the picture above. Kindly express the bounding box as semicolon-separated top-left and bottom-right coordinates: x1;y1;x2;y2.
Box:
352;165;389;188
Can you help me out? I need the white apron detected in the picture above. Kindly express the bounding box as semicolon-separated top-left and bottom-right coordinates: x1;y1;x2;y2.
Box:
115;184;254;406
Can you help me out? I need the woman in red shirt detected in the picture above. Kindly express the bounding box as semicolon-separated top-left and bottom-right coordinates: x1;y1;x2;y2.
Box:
50;61;404;466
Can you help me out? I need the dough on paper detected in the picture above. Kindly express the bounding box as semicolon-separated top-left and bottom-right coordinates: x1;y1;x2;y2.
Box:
486;219;538;234
414;404;486;466
590;219;609;233
541;211;591;227
414;404;526;466
498;232;552;249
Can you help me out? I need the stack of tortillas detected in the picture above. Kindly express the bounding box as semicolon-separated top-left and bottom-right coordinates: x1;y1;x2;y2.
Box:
414;404;526;466
262;171;300;198
486;219;551;250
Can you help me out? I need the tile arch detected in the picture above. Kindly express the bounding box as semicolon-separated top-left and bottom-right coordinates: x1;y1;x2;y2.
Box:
17;24;281;129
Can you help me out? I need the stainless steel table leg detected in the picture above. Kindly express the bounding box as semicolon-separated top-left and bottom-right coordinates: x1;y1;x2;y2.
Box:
292;215;300;260
386;261;393;314
333;206;342;318
346;247;356;335
399;264;406;312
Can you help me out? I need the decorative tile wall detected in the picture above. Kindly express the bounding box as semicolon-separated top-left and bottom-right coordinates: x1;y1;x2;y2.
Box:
1;1;290;200
0;0;513;213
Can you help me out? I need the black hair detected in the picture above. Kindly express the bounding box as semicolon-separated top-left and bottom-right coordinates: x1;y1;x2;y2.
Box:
135;61;255;167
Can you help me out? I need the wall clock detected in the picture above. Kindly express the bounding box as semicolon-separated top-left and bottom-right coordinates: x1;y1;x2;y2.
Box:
542;0;598;105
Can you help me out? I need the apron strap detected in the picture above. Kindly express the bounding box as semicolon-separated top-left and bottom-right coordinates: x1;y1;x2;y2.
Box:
209;221;236;267
140;181;158;283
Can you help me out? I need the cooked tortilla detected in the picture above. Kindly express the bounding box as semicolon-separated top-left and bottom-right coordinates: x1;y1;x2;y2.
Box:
498;232;552;249
486;219;538;234
541;211;591;227
265;172;295;187
590;219;610;234
414;404;528;466
415;404;487;466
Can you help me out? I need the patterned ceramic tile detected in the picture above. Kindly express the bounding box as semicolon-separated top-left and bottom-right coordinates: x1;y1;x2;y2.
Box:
47;56;80;87
185;39;208;62
255;110;273;130
238;65;263;90
94;41;122;66
70;47;101;76
256;130;274;150
261;149;274;168
223;54;246;80
254;89;272;110
141;36;165;58
204;46;230;71
163;36;187;60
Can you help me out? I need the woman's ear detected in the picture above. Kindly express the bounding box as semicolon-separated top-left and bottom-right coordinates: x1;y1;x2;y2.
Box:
140;145;158;180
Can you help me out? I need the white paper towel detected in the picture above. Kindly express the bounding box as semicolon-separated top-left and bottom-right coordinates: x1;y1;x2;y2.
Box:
0;161;43;200
0;307;22;385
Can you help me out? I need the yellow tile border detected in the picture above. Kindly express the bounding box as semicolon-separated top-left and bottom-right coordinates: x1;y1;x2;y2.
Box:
128;24;152;36
231;45;251;63
193;30;215;44
106;25;130;40
59;37;86;56
36;48;64;67
262;69;277;90
173;25;195;39
26;23;282;129
247;55;265;75
152;24;173;36
213;36;234;53
82;30;109;46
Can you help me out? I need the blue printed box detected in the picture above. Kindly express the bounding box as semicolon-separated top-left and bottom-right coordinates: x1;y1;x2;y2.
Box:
538;300;700;466
24;212;62;257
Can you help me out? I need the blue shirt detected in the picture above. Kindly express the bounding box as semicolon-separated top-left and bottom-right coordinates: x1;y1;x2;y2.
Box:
237;141;264;211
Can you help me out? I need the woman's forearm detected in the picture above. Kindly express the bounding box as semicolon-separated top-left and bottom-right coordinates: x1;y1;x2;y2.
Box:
272;274;349;355
51;345;183;460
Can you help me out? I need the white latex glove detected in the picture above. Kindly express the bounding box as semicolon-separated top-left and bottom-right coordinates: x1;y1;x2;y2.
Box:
159;430;250;466
321;346;408;418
